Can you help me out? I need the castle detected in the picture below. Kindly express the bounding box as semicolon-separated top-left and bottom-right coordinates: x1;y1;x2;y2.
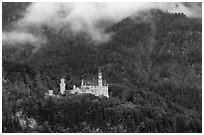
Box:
59;70;109;98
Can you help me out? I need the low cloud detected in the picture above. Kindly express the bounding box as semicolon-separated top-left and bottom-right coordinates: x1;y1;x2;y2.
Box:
2;2;202;46
3;31;46;47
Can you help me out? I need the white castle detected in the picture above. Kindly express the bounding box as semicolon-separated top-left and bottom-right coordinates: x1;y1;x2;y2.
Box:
59;70;109;98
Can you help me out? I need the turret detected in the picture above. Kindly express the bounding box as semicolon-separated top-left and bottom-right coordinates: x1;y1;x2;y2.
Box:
49;90;54;96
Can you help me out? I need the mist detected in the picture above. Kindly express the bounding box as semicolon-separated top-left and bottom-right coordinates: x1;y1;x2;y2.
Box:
2;2;202;46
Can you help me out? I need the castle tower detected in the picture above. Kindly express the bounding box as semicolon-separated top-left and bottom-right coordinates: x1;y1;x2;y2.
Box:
60;78;66;94
98;69;102;87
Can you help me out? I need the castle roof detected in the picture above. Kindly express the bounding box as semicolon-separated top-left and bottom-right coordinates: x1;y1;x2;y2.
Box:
83;79;108;86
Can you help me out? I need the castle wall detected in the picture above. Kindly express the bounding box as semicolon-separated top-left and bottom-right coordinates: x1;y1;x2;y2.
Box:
80;85;109;98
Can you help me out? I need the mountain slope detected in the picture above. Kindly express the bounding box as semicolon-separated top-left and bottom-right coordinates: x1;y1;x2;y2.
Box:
2;7;202;133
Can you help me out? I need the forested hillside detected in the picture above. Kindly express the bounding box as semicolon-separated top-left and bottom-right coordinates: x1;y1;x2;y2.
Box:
2;3;202;133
